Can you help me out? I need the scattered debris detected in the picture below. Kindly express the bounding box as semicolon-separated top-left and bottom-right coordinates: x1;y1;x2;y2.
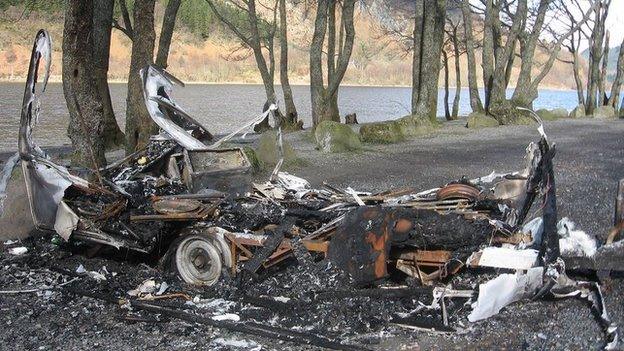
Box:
468;247;538;270
468;267;543;322
7;246;28;255
75;264;107;281
211;313;241;322
2;30;623;350
211;337;261;351
558;217;598;257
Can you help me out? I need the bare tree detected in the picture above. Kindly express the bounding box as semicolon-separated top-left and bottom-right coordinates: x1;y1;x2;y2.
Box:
557;0;611;115
371;0;414;52
609;40;624;115
480;0;497;108
598;30;610;106
278;0;299;127
205;0;300;130
156;0;182;69
113;0;185;153
62;0;106;167
411;0;447;122
442;48;451;120
586;0;610;114
471;0;597;123
124;0;157;153
93;0;125;150
310;0;357;126
444;5;465;120
460;0;483;112
561;29;587;107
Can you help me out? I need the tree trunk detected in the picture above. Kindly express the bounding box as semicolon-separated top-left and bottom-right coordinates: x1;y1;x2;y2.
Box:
460;0;483;112
512;1;596;111
310;0;355;127
325;0;340;122
118;0;133;38
573;52;586;106
327;0;336;85
411;0;424;114
451;28;461;119
482;0;495;109
587;4;607;115
504;39;516;89
125;0;156;154
93;0;125;151
598;31;610;107
412;0;447;122
62;0;106;167
310;0;328;126
442;49;451;120
155;0;181;69
248;0;279;132
278;0;299;128
610;38;624;114
328;89;340;121
511;0;548;108
330;0;355;91
486;0;527;123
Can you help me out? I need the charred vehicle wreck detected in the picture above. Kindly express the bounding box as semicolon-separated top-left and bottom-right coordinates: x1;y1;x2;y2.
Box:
12;30;624;349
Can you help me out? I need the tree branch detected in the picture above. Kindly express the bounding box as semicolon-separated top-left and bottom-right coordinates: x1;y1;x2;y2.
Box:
327;0;355;98
204;0;253;47
118;0;133;37
530;0;601;90
112;18;133;40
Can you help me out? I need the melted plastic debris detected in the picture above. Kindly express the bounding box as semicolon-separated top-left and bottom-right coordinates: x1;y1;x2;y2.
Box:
211;313;240;322
468;267;543;322
557;217;598;257
0;152;19;215
8;247;28;255
211;337;261;351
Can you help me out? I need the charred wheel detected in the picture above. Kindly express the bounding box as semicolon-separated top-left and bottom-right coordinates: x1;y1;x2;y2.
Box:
174;235;222;286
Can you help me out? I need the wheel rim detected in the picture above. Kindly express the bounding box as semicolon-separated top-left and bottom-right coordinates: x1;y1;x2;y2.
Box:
175;235;222;285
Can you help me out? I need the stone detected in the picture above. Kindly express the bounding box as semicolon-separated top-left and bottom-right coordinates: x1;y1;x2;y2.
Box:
345;113;358;124
314;121;362;153
550;108;569;119
536;109;557;121
242;146;262;174
393;115;439;136
466;112;499;128
256;130;300;167
568;104;586;118
593;105;616;119
507;115;535;125
537;108;567;121
359;121;404;144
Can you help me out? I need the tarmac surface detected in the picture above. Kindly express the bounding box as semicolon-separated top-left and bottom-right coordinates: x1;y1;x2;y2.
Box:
1;117;623;350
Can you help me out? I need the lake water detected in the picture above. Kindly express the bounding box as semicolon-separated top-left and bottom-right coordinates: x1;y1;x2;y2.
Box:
0;81;582;153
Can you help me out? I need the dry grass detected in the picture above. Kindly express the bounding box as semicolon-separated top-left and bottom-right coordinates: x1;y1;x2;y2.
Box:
0;5;585;89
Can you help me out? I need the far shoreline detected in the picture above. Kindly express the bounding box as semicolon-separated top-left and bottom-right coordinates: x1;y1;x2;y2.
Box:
0;76;576;92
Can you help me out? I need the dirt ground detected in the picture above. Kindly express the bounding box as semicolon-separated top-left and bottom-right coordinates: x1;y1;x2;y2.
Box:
1;117;623;350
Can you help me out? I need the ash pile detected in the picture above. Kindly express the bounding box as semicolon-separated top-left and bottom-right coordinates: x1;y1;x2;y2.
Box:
1;30;624;350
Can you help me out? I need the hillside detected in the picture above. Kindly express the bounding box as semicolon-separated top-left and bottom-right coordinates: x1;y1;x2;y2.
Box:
0;2;585;89
582;45;621;82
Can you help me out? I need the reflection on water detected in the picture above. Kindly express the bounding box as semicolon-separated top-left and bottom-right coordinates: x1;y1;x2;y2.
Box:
0;81;580;152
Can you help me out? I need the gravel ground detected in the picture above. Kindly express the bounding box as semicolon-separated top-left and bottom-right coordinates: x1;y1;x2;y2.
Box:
1;117;624;350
